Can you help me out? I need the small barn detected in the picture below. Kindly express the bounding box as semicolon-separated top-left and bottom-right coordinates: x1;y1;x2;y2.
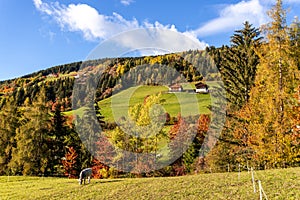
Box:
169;84;183;92
195;82;209;94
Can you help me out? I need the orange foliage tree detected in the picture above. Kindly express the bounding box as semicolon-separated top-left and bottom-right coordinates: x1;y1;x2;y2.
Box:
62;146;78;178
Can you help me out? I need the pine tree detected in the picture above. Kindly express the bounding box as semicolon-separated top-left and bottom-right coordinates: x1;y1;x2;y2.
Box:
75;111;99;168
46;102;69;175
208;21;262;110
205;22;261;171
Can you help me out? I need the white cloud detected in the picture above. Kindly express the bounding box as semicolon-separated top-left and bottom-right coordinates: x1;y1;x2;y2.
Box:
86;28;208;60
34;1;140;40
120;0;134;6
143;20;178;32
193;0;267;37
32;0;300;45
33;0;208;51
33;0;42;8
33;0;54;15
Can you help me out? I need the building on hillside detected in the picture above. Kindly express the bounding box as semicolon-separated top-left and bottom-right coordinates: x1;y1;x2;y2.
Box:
47;73;59;78
71;73;80;79
195;82;209;94
169;84;183;92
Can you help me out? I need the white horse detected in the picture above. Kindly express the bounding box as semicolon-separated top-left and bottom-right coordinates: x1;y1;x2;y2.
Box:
78;168;92;185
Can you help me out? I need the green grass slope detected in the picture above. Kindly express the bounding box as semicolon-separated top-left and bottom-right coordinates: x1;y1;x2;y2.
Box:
98;85;211;123
1;167;299;200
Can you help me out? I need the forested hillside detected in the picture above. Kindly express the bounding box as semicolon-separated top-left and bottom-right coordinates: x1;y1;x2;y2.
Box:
0;0;299;178
0;48;218;177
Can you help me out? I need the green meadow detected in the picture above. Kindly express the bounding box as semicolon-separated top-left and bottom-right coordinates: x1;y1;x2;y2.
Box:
98;84;212;123
1;167;299;200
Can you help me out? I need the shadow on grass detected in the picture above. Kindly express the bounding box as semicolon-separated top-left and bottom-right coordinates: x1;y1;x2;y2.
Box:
93;179;123;184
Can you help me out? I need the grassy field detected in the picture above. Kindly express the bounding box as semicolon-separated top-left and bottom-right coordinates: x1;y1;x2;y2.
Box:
99;85;211;123
1;167;299;200
64;106;87;118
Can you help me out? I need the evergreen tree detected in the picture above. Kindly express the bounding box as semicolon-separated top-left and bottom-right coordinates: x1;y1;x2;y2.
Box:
205;22;262;171
75;107;101;169
46;102;69;175
208;21;262;110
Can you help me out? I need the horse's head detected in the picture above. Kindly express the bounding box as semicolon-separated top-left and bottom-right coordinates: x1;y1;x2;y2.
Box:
78;173;83;185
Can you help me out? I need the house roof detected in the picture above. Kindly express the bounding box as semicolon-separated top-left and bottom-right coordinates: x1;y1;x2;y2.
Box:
169;84;183;89
195;82;208;89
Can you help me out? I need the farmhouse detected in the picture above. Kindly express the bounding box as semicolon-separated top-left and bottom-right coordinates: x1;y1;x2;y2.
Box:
195;82;209;94
47;73;59;78
72;73;80;79
169;84;183;92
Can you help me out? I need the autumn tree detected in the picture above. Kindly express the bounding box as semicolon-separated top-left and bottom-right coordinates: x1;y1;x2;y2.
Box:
92;134;117;178
289;16;300;69
110;93;167;174
9;88;52;175
0;99;20;175
62;146;78;178
168;114;206;175
168;114;190;175
245;0;300;168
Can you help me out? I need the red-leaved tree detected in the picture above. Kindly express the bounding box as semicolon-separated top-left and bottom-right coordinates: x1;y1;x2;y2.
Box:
62;146;78;178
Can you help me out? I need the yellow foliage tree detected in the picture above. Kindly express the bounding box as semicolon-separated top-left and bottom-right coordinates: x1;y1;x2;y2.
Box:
246;0;300;168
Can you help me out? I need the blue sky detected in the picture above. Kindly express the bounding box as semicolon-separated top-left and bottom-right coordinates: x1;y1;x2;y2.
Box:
0;0;300;80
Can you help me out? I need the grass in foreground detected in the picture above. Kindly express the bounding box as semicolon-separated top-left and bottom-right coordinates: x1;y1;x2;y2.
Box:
1;167;299;200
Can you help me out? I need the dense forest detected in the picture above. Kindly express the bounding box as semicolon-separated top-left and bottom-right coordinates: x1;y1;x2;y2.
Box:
0;0;299;177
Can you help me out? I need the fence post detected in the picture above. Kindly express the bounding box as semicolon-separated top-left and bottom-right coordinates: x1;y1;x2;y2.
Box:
258;180;268;200
251;167;256;193
258;180;263;200
247;161;250;173
238;163;241;181
227;164;230;173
